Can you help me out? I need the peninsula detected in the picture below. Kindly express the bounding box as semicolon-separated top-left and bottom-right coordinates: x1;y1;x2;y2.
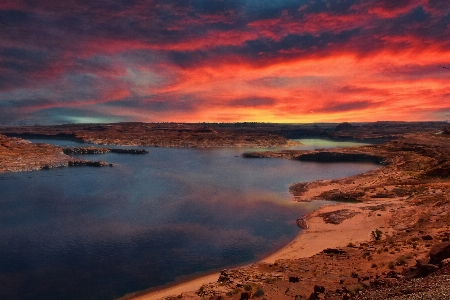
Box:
1;122;450;299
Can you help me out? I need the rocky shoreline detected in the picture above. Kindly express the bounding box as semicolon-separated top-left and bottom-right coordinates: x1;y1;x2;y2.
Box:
0;134;115;173
62;147;149;155
126;130;450;300
2;123;450;299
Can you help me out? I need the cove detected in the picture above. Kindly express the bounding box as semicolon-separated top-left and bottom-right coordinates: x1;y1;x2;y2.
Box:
0;139;376;300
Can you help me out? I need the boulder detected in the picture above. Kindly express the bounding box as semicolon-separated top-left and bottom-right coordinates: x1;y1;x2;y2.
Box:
289;276;300;283
240;291;250;300
217;269;230;283
422;235;433;240
314;285;325;293
429;241;450;264
440;258;450;268
296;217;308;229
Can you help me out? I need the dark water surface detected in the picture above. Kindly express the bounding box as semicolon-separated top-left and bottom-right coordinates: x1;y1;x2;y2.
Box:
0;139;376;300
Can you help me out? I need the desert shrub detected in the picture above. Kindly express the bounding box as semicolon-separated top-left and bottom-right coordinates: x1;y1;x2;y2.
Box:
388;261;395;269
233;288;242;295
197;285;205;295
254;288;265;297
371;229;383;240
396;256;408;266
347;242;355;247
244;284;253;291
371;263;378;268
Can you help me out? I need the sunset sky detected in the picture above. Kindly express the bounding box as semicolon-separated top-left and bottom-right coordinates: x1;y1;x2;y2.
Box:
1;0;449;125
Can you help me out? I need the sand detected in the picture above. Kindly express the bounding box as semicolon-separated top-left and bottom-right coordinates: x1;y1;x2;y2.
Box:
126;200;395;300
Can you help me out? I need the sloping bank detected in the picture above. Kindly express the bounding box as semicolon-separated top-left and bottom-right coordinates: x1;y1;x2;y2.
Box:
123;132;450;299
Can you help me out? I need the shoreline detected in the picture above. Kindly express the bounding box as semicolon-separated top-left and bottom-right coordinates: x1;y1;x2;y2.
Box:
125;199;396;299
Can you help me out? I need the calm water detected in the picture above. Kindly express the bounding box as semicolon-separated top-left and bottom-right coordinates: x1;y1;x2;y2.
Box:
0;139;375;300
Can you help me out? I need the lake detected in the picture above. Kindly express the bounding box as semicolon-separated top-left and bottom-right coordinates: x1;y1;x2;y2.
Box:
0;139;375;300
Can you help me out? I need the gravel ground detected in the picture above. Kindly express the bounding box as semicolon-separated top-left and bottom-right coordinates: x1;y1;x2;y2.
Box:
355;271;450;300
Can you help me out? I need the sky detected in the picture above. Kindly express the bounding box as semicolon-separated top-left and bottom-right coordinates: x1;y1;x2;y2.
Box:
1;0;449;125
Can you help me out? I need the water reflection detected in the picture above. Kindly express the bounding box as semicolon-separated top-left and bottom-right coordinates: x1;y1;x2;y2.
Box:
0;140;378;300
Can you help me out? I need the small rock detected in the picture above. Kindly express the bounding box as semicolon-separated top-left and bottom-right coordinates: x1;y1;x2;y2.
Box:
289;276;300;283
385;271;398;278
313;285;325;293
342;293;351;300
422;234;433;240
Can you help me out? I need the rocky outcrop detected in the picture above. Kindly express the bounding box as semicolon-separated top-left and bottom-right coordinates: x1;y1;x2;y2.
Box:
68;160;113;167
0;134;114;173
318;209;361;224
63;147;109;155
296;152;384;163
296;217;308;229
0;134;72;172
426;162;450;177
110;148;148;154
443;127;450;135
335;122;355;131
429;242;450;265
63;147;148;155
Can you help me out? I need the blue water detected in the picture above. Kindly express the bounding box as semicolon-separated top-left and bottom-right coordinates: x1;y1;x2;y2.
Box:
0;139;376;300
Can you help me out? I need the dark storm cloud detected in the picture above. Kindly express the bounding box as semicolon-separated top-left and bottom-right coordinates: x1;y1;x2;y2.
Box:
0;0;449;124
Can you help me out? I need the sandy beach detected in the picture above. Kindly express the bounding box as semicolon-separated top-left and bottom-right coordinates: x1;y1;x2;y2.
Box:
125;200;396;300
